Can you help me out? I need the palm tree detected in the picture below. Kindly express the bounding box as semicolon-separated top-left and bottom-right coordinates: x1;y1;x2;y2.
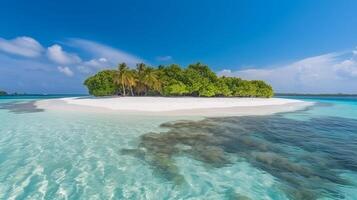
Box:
137;63;146;73
135;63;147;95
125;69;137;96
115;63;129;96
141;67;161;95
135;63;161;95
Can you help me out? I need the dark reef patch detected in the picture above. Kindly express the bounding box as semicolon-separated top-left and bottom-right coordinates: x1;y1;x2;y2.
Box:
122;114;357;199
0;101;44;113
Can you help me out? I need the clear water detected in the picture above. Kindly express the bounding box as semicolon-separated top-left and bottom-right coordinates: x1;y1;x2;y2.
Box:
0;96;356;200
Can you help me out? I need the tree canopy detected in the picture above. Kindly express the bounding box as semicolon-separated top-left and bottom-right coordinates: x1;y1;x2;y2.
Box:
84;70;118;96
83;62;274;98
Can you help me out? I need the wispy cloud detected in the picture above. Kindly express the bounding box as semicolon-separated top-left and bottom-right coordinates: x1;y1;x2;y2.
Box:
156;55;172;62
218;51;357;93
353;47;357;55
47;44;81;65
57;66;74;77
68;38;144;66
76;58;109;74
0;36;146;93
2;35;356;94
0;36;44;57
0;52;75;93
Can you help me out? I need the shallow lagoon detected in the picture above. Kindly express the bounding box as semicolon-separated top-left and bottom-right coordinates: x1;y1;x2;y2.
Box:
0;96;356;199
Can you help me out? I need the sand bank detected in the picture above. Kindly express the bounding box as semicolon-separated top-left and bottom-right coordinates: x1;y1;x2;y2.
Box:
36;97;314;117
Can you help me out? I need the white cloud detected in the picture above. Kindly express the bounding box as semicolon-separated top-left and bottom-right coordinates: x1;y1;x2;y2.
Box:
0;36;44;57
77;65;92;74
47;44;81;65
3;35;353;94
68;38;144;66
0;36;146;93
156;55;172;62
335;59;357;78
57;66;74;77
353;48;357;56
218;51;357;94
83;57;108;68
76;57;109;74
0;53;84;93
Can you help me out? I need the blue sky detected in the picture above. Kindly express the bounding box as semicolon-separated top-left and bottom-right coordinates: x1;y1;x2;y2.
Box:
1;0;357;94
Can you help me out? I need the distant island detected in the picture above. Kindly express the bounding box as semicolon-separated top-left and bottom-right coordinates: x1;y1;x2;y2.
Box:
0;90;7;96
84;62;274;98
0;91;38;96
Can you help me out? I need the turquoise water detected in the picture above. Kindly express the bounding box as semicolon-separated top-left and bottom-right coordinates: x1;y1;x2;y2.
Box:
0;96;356;199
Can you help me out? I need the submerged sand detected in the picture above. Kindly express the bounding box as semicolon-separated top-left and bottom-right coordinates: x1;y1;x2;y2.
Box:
35;97;314;117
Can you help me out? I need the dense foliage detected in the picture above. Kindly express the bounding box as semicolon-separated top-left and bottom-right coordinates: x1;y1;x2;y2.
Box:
83;63;274;97
83;70;118;96
0;90;7;96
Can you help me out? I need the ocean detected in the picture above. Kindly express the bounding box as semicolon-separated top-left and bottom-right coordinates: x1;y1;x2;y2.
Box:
0;95;356;199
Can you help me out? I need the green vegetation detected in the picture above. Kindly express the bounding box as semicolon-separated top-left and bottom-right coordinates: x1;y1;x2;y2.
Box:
0;90;7;96
84;62;274;98
84;70;117;96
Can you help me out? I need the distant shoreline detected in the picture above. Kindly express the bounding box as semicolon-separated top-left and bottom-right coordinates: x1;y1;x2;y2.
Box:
0;94;86;97
1;93;356;97
275;93;357;97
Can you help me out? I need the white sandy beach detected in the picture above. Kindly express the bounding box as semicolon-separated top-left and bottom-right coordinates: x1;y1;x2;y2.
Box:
36;97;314;117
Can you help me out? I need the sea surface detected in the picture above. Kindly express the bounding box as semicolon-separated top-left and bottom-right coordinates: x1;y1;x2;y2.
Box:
0;95;356;200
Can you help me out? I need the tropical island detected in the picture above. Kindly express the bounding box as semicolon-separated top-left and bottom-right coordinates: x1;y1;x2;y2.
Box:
83;62;274;98
35;62;313;116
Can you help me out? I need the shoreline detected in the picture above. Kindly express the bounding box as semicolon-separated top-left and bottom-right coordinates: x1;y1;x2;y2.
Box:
35;97;314;117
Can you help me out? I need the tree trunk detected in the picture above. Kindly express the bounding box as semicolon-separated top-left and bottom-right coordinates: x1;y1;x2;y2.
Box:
130;86;134;96
122;84;126;96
